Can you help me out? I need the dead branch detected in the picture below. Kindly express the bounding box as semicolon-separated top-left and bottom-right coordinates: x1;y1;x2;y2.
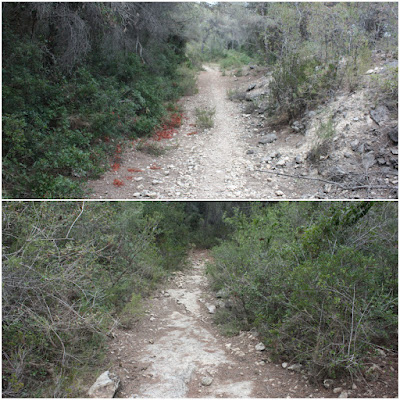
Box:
254;169;393;191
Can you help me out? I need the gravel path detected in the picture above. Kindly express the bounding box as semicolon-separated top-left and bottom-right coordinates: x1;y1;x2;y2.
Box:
105;250;397;398
87;65;254;199
87;64;397;200
186;65;249;198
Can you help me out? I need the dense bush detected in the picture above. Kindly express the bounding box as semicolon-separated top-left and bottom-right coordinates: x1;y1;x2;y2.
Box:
2;4;197;199
268;55;338;121
2;202;191;397
263;3;397;122
219;50;254;70
207;202;398;380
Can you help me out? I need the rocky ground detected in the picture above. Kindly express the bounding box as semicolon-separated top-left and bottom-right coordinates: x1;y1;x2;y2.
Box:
97;250;398;398
87;56;397;200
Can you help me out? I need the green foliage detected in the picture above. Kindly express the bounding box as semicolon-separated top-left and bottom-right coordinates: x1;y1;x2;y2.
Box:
219;50;253;70
268;55;338;122
371;65;398;103
2;202;192;397
227;88;246;102
195;107;216;130
2;10;196;198
174;65;199;96
207;202;398;380
119;294;145;329
307;117;336;164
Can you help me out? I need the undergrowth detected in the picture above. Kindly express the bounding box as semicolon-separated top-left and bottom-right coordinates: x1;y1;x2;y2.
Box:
207;202;398;381
195;107;216;130
2;27;197;199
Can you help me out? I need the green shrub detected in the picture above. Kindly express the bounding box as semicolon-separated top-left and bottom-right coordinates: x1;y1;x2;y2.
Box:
307;117;335;165
175;65;198;96
219;50;253;70
195;107;216;130
207;202;398;380
371;65;398;103
268;54;339;122
2;25;195;198
2;201;192;397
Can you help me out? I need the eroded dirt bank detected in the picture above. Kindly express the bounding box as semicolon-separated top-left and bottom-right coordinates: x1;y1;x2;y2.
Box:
106;251;397;398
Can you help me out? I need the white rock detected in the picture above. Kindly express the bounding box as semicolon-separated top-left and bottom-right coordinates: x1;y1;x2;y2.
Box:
376;348;386;357
275;190;284;197
333;387;343;394
206;304;216;314
282;362;289;369
88;371;120;398
255;342;266;351
323;379;334;389
339;391;348;398
201;375;213;386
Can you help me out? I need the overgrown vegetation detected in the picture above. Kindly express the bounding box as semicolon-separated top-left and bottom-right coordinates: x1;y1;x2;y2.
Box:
2;202;188;396
307;117;336;165
2;201;398;395
2;3;196;198
1;201;243;397
3;3;397;198
186;3;397;123
207;202;398;381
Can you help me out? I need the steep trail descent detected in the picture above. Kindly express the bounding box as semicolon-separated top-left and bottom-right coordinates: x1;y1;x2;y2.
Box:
107;251;344;398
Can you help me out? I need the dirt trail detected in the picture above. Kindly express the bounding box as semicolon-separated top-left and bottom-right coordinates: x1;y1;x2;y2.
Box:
88;64;397;199
108;251;341;398
88;64;253;199
186;66;249;198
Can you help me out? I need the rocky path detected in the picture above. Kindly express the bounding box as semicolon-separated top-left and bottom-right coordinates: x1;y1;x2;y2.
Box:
88;64;397;199
107;251;354;398
186;65;249;198
88;65;253;199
